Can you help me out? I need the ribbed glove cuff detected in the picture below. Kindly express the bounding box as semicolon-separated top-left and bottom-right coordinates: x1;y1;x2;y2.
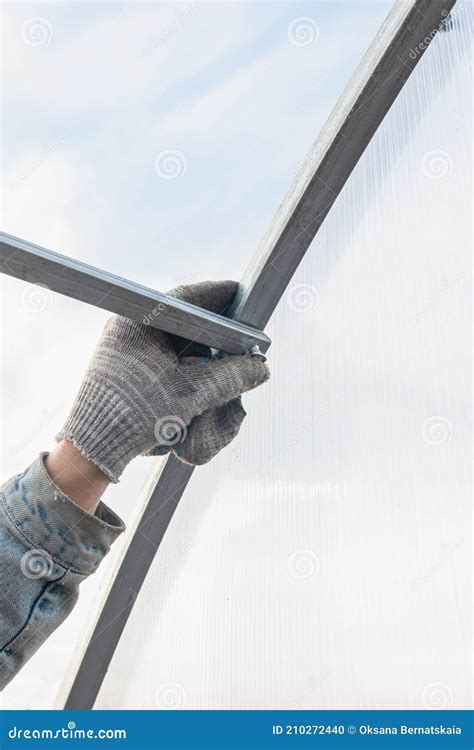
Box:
57;379;143;483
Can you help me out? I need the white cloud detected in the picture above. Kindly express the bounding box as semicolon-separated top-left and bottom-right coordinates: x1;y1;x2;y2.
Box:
3;3;265;115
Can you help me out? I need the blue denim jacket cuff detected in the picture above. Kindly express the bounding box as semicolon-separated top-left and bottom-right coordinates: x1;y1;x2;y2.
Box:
1;453;125;576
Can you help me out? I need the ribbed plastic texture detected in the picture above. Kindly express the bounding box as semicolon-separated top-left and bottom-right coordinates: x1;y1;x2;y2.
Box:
95;9;471;709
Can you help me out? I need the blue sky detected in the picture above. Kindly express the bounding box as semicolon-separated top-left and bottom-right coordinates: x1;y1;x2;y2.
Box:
3;1;390;286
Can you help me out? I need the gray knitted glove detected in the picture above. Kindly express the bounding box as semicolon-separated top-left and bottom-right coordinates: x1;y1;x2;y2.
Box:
58;281;269;482
157;281;250;466
174;396;246;465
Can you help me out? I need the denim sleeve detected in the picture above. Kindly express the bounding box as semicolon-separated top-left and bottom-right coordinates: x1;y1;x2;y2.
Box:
0;453;125;689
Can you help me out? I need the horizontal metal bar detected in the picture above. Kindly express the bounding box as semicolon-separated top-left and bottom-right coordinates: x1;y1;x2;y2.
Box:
0;232;270;355
60;0;455;710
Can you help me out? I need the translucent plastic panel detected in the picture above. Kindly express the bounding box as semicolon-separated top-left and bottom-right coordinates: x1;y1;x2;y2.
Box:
91;8;472;710
93;9;473;710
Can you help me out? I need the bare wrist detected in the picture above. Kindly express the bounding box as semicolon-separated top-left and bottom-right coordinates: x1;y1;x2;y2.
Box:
45;439;110;516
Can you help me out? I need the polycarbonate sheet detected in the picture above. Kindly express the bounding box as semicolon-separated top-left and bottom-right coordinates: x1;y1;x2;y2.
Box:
92;9;472;710
89;10;472;711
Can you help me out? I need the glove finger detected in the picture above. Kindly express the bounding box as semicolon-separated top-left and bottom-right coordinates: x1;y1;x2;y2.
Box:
174;398;246;465
167;280;238;314
144;357;209;456
166;280;238;358
172;340;211;359
142;443;174;457
103;315;177;359
186;354;270;416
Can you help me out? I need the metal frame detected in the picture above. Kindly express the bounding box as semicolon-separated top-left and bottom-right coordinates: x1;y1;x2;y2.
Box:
0;232;270;355
51;0;454;709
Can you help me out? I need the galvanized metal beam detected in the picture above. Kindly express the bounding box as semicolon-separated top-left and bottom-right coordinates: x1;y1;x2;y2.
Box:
59;0;455;709
0;232;270;355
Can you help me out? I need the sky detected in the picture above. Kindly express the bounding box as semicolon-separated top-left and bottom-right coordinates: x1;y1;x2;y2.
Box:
1;0;471;710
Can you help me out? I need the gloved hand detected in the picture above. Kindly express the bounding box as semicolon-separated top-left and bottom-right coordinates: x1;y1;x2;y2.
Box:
155;281;253;467
57;281;269;482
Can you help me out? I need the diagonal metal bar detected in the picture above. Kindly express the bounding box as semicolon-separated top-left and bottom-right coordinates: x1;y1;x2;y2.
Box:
59;0;455;709
0;232;270;356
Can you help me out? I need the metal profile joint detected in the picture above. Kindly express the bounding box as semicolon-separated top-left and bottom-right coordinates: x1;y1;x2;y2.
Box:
0;232;271;357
